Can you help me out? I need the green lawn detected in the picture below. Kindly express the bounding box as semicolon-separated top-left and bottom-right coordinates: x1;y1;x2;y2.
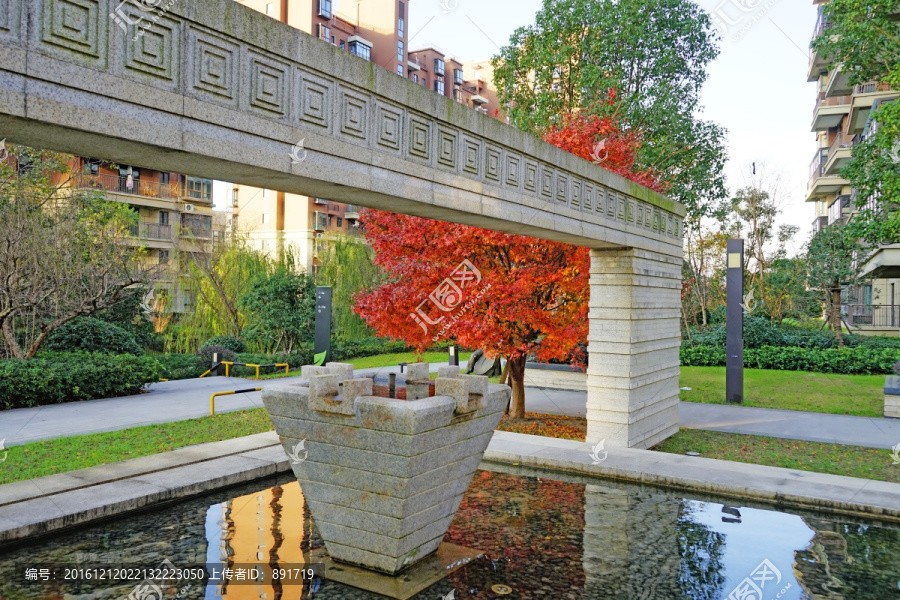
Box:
655;429;899;484
347;351;470;371
0;409;273;486
681;366;884;417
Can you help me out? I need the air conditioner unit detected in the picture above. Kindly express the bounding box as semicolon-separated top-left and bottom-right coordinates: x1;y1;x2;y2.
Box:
183;204;195;212
316;233;324;239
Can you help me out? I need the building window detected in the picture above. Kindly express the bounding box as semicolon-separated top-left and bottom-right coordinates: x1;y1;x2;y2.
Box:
398;2;405;37
262;213;270;225
397;40;404;61
160;172;170;185
421;78;426;86
434;80;445;95
318;0;332;19
412;74;418;83
397;64;404;76
159;211;169;226
232;188;239;206
158;250;170;265
340;40;345;50
349;41;371;61
337;217;343;228
185;176;212;201
265;2;274;15
328;215;334;227
85;158;100;175
434;59;445;76
453;68;463;85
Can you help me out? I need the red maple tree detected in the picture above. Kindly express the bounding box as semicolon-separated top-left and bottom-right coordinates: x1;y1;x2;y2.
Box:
354;111;666;418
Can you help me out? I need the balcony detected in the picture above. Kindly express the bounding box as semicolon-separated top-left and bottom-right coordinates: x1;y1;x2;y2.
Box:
860;244;900;279
827;194;851;225
344;204;360;220
313;211;327;232
72;173;179;201
128;221;174;242
824;66;852;98
823;131;853;175
807;148;848;201
811;93;851;131
845;304;900;330
806;11;833;82
813;215;829;233
848;82;898;134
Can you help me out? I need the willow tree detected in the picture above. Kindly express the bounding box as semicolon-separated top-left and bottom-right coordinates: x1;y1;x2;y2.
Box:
316;232;382;340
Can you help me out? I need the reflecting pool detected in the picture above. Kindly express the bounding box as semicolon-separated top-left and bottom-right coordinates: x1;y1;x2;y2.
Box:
1;467;898;599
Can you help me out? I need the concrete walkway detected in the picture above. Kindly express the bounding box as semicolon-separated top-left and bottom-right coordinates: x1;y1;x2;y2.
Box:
0;363;454;446
2;371;899;450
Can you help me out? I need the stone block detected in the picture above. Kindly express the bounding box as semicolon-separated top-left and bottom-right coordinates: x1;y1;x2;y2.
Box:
406;362;430;382
438;366;461;378
342;378;373;403
886;394;900;419
435;377;481;413
327;362;355;380
309;375;355;416
301;365;330;379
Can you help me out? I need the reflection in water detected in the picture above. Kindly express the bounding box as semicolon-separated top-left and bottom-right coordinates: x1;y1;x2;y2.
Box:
0;470;898;599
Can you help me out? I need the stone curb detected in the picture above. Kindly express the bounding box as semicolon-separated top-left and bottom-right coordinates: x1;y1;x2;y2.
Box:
483;431;900;524
0;432;289;548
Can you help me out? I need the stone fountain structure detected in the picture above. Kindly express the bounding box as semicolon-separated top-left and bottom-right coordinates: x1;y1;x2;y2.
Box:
262;362;511;575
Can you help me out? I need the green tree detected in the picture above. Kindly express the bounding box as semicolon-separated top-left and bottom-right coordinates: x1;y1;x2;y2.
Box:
0;146;152;358
492;0;729;219
315;233;383;341
806;225;865;347
813;0;900;244
240;268;316;354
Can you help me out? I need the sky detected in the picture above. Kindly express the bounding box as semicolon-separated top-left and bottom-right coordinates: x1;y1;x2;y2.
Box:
406;0;820;254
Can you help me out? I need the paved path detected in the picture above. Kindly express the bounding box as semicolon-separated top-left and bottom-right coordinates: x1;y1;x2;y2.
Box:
0;363;455;447
2;371;899;450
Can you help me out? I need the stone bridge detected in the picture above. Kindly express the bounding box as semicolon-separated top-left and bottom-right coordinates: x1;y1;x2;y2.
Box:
0;0;684;448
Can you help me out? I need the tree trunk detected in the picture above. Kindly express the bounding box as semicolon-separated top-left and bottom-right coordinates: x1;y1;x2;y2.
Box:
507;355;528;419
831;288;844;348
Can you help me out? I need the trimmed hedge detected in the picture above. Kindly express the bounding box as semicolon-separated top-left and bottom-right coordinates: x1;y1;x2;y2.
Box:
681;345;900;375
331;337;409;361
44;318;143;356
154;353;206;380
201;336;247;354
0;352;163;410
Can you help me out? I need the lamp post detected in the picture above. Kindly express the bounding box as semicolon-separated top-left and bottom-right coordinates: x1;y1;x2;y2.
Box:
726;239;744;404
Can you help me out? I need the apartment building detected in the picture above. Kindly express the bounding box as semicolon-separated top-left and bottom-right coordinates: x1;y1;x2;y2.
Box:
69;158;220;313
408;46;505;118
807;0;900;335
231;0;406;269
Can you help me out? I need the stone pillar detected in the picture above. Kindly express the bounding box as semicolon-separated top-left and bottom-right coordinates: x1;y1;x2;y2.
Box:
586;248;681;448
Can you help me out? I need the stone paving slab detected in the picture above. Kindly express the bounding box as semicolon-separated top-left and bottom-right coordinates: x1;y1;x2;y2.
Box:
1;429;899;549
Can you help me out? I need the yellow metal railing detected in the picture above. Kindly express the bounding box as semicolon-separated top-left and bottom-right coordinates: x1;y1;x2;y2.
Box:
209;388;262;416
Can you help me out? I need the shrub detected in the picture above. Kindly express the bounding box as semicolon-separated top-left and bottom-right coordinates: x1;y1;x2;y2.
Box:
0;352;163;410
154;354;206;380
681;344;900;375
894;360;900;377
197;345;236;365
331;337;409;361
44;318;143;356
202;336;247;354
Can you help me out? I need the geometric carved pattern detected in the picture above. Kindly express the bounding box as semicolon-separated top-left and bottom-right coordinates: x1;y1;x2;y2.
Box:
571;180;582;210
297;69;332;131
408;116;432;162
190;29;239;108
0;0;10;33
124;16;179;86
636;204;644;228
250;51;290;118
485;146;501;182
438;128;458;170
376;102;403;153
583;183;593;212
524;161;538;193
540;167;553;200
41;0;104;61
618;196;626;221
627;200;635;224
462;137;481;177
556;173;568;204
339;86;369;141
607;190;616;218
505;153;521;188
